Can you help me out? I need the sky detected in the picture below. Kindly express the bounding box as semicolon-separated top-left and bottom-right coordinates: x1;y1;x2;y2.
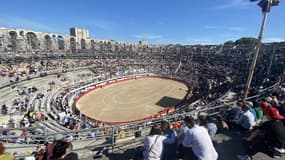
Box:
0;0;284;45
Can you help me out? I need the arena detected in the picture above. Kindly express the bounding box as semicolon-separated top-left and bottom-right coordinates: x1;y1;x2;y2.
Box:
76;76;189;123
0;6;285;159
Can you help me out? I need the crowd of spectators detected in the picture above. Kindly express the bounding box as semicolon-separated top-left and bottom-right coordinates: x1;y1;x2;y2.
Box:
0;42;284;159
134;88;285;160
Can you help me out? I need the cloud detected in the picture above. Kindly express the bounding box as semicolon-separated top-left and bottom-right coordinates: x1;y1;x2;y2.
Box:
204;25;246;32
134;33;163;40
263;37;285;42
215;0;251;9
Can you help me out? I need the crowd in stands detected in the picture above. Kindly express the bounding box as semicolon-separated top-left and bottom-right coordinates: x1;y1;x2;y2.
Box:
0;42;284;159
0;134;78;160
134;89;285;160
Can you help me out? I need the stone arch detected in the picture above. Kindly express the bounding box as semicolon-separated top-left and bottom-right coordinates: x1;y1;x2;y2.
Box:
26;32;39;50
90;40;95;50
44;35;52;50
19;31;25;37
70;37;76;53
58;35;65;50
8;31;18;51
81;39;86;49
51;34;58;50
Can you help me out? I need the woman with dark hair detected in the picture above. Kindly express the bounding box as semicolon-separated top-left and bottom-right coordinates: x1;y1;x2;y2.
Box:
61;143;78;160
142;126;166;160
52;141;78;160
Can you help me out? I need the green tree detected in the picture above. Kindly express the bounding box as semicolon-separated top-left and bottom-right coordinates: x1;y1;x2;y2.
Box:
234;37;258;45
224;40;234;45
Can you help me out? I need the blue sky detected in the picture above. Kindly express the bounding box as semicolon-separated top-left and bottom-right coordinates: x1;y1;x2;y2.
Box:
0;0;284;44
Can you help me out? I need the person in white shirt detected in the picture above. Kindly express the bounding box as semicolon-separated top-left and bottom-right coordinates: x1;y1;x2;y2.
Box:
143;126;166;160
232;103;256;131
183;116;218;160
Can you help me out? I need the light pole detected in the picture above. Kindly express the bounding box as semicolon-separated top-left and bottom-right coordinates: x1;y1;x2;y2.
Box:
242;0;280;101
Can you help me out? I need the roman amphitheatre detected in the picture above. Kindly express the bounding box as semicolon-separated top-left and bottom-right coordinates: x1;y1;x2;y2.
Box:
76;76;189;123
0;1;284;158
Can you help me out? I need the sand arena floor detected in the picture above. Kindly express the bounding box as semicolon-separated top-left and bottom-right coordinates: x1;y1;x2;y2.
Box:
76;77;188;123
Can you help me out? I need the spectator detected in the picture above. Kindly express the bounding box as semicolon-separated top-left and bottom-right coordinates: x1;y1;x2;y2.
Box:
142;126;166;160
260;97;272;117
177;120;189;159
183;116;218;160
232;102;256;131
246;101;257;122
60;143;78;160
252;100;263;124
160;121;177;160
46;134;65;159
271;94;285;117
198;112;218;138
215;115;229;133
0;142;14;160
238;107;285;160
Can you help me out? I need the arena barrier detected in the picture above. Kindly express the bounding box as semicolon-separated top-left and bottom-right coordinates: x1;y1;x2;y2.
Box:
73;74;191;125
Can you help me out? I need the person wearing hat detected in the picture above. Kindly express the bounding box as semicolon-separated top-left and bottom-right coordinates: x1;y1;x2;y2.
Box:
245;101;257;122
260;97;272;117
237;107;285;160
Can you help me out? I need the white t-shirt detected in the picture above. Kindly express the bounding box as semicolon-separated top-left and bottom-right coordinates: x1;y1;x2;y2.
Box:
143;135;167;160
183;125;218;160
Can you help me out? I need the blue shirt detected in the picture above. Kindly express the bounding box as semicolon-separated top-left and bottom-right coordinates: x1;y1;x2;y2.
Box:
249;108;257;121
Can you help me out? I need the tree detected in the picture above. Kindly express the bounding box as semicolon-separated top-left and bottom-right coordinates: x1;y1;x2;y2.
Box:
224;40;234;46
234;37;258;45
